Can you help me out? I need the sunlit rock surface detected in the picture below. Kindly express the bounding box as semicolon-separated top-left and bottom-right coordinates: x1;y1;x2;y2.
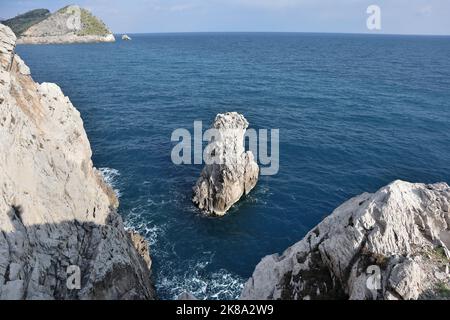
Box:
192;112;259;216
0;24;153;300
241;180;450;300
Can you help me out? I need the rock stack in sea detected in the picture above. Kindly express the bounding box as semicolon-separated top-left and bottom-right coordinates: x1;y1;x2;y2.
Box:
0;24;153;299
241;180;450;300
192;112;259;216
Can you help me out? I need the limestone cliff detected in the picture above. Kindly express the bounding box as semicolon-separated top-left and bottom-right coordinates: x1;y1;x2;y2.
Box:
15;5;115;44
241;181;450;300
192;112;259;216
0;24;153;299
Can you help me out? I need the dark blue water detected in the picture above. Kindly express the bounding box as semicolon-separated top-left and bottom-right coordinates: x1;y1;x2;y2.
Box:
16;33;450;299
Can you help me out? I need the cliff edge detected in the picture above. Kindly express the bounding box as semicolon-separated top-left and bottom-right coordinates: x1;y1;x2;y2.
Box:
241;180;450;300
0;24;153;299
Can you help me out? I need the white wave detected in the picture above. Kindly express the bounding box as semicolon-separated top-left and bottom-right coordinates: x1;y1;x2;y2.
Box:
156;257;245;300
99;167;122;198
124;209;164;246
125;222;163;246
124;199;245;300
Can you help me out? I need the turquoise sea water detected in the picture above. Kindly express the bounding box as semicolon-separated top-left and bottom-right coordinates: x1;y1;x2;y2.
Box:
16;33;450;299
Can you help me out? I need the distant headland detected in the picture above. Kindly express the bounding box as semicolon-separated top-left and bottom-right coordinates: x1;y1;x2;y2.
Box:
1;5;115;44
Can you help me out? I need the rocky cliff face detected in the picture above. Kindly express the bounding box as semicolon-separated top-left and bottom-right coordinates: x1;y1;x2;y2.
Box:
241;180;450;300
192;112;259;216
0;24;153;299
16;5;115;44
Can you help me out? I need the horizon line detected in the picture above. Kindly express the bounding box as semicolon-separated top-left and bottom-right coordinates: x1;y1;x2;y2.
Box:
113;31;450;37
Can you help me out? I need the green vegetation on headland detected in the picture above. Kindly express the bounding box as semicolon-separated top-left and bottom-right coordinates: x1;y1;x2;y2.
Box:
437;283;450;298
1;9;50;36
56;5;72;14
77;8;110;36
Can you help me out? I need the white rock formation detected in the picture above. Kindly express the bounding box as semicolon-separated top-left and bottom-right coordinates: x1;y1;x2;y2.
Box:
0;24;153;299
122;35;131;41
17;5;115;44
192;112;259;216
241;180;450;300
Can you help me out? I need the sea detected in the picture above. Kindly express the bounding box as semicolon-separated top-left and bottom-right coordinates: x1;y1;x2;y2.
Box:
16;32;450;299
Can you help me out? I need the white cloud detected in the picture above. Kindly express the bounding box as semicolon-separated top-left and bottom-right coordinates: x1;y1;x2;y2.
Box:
168;4;196;11
416;5;433;17
233;0;305;9
138;0;198;12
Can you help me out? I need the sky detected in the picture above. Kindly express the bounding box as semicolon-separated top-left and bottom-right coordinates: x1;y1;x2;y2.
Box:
1;0;449;35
